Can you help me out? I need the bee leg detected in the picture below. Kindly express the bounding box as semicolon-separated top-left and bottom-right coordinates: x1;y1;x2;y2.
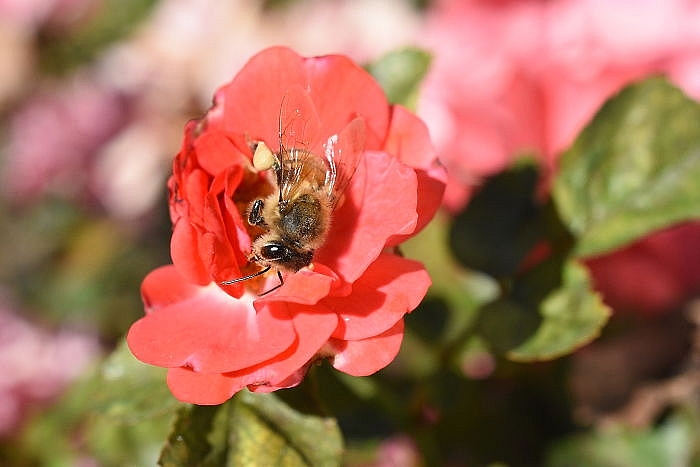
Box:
220;265;271;285
259;270;284;296
248;199;265;225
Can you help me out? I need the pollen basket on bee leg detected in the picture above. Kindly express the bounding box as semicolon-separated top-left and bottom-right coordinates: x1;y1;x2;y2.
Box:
253;142;276;171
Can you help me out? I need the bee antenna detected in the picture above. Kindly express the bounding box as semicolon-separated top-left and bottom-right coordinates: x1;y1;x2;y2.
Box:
220;266;272;285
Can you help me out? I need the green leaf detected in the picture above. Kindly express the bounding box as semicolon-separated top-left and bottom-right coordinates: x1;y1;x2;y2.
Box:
229;392;343;467
554;77;700;257
508;260;611;361
475;297;541;355
449;161;542;279
366;47;432;109
87;340;181;423
19;341;180;466
160;391;343;467
402;213;499;346
159;405;225;467
546;409;700;467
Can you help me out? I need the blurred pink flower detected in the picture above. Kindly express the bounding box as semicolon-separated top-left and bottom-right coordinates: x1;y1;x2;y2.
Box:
0;308;99;437
0;0;100;30
2;75;127;203
418;0;546;210
372;435;422;467
419;0;700;211
97;0;421;110
419;0;700;315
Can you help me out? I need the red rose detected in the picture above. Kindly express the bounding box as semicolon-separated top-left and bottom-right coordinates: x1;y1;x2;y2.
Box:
127;47;446;405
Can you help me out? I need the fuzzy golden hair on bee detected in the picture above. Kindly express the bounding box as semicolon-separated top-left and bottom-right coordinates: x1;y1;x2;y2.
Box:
221;86;365;294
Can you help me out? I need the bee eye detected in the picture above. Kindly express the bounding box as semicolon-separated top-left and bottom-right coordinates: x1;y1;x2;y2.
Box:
261;244;289;261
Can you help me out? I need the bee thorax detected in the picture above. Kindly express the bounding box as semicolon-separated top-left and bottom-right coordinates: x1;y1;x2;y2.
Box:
278;193;327;243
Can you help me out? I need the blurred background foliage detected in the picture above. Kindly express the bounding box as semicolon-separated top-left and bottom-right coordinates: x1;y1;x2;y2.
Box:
1;0;700;466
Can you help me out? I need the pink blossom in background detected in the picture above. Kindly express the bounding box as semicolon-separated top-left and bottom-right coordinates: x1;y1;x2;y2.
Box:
265;0;422;65
0;0;100;30
0;0;423;221
419;0;700;211
540;0;700;162
0;308;99;437
418;0;547;209
418;0;700;314
1;75;127;203
372;435;421;467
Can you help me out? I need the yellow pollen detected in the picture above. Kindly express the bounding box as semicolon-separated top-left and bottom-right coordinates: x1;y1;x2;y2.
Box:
253;142;276;171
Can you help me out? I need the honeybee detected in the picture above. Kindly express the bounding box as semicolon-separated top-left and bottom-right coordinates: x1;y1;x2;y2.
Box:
221;85;365;294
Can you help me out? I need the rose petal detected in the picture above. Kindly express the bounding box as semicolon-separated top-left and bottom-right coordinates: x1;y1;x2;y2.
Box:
384;105;437;170
166;367;243;405
215;47;389;154
141;265;203;312
305;54;390;151
257;265;337;306
387;165;447;247
202;173;250;283
193;130;246;176
170;220;210;285
226;303;338;390
330;320;405;377
128;284;295;373
216;47;307;149
383;106;447;244
328;254;430;340
262;303;338;385
247;367;308;393
183;168;210;223
166;304;338;403
315;151;418;282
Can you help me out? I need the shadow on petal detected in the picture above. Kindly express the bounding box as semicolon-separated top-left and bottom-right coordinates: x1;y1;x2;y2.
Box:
330;319;405;377
167;367;244;405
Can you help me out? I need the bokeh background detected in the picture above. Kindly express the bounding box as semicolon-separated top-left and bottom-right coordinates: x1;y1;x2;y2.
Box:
1;0;700;465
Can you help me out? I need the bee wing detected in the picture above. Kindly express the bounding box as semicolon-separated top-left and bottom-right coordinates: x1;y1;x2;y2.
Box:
276;86;322;202
275;86;366;207
324;116;366;208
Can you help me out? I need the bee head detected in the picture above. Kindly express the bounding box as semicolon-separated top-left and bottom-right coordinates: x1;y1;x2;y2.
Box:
253;235;313;273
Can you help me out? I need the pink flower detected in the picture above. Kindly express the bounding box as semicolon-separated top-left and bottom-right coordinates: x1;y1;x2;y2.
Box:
127;47;446;405
419;0;700;314
418;0;547;210
0;0;100;30
0;308;99;437
2;76;127;203
419;0;700;211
